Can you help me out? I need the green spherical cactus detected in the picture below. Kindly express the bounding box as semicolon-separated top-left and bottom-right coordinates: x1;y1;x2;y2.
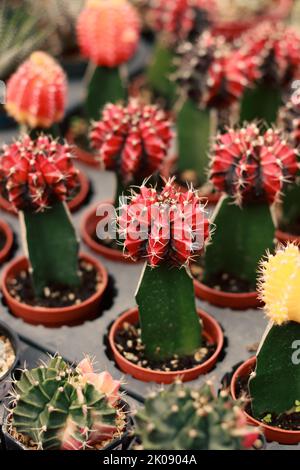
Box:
135;382;260;450
8;356;122;450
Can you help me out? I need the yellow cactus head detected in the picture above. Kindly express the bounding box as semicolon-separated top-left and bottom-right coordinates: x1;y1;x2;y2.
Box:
258;243;300;325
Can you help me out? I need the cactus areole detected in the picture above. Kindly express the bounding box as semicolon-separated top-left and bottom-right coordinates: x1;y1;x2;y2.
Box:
5;356;127;450
201;124;298;295
77;0;140;120
0;135;80;298
117;178;211;361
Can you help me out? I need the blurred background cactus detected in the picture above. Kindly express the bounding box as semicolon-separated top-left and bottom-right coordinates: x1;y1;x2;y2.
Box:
135;382;261;450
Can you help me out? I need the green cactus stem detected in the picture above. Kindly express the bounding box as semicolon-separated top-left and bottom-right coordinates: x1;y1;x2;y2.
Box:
249;322;300;419
203;196;275;291
135;263;201;361
10;356;117;450
135;382;257;450
20;201;80;298
146;41;177;108
279;184;300;235
85;66;126;121
239;84;282;127
177;99;211;186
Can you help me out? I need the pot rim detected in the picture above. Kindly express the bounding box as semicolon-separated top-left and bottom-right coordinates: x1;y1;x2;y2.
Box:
1;252;108;315
231;356;300;437
0;219;14;263
0;320;20;384
66;129;99;167
276;229;300;244
109;306;224;380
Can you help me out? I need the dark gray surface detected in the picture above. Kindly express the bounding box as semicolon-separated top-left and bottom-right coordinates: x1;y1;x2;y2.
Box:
0;77;298;450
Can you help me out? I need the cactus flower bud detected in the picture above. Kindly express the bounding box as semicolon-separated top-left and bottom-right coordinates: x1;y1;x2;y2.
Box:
0;134;78;212
209;124;299;204
118;178;210;267
76;0;140;67
90;100;173;184
5;51;67;129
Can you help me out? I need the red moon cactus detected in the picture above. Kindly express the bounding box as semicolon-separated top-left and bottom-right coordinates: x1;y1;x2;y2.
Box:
5;52;67;129
90;100;173;184
77;0;140;67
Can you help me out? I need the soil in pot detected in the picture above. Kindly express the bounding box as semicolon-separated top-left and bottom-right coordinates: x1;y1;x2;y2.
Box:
5;400;128;450
113;319;216;373
0;334;15;380
234;366;300;432
6;258;102;309
191;262;253;294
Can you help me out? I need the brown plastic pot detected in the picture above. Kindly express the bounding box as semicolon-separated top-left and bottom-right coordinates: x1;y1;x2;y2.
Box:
194;279;261;310
213;0;293;39
81;202;138;264
231;357;300;445
0;220;13;265
0;170;90;215
66;129;99;167
276;229;300;246
109;307;224;384
1;253;108;327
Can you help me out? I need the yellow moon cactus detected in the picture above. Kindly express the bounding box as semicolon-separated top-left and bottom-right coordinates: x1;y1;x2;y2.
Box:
259;243;300;325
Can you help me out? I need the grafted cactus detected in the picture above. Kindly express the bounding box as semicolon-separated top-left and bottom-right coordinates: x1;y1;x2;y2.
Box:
90;99;173;205
239;22;300;125
5;51;67;135
76;0;140;120
135;382;260;450
174;31;255;185
118;178;210;360
0;134;80;297
249;244;300;420
8;356;121;450
202;124;298;292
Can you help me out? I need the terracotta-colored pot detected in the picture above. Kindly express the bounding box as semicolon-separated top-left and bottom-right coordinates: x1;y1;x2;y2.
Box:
66;129;99;167
194;279;261;310
213;0;293;39
109;307;224;384
1;253;108;327
0;170;90;215
0;220;13;265
231;357;300;445
276;229;300;246
81;202;138;264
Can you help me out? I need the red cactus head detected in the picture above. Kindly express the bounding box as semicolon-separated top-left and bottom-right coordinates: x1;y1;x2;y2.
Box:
175;31;254;110
210;123;299;204
0;135;79;212
5;52;67;129
118;178;210;267
147;0;214;42
90;99;173;185
239;22;300;87
77;0;140;67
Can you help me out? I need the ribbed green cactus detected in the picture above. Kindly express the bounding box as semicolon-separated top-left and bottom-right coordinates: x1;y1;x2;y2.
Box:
9;356;118;450
135;382;260;450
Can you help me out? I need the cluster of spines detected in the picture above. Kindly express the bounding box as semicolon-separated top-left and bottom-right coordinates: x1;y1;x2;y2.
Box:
118;177;210;267
279;97;300;147
8;355;122;450
135;382;260;450
0;134;79;212
5;51;67;129
76;0;140;67
90;99;173;184
209;123;299;205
